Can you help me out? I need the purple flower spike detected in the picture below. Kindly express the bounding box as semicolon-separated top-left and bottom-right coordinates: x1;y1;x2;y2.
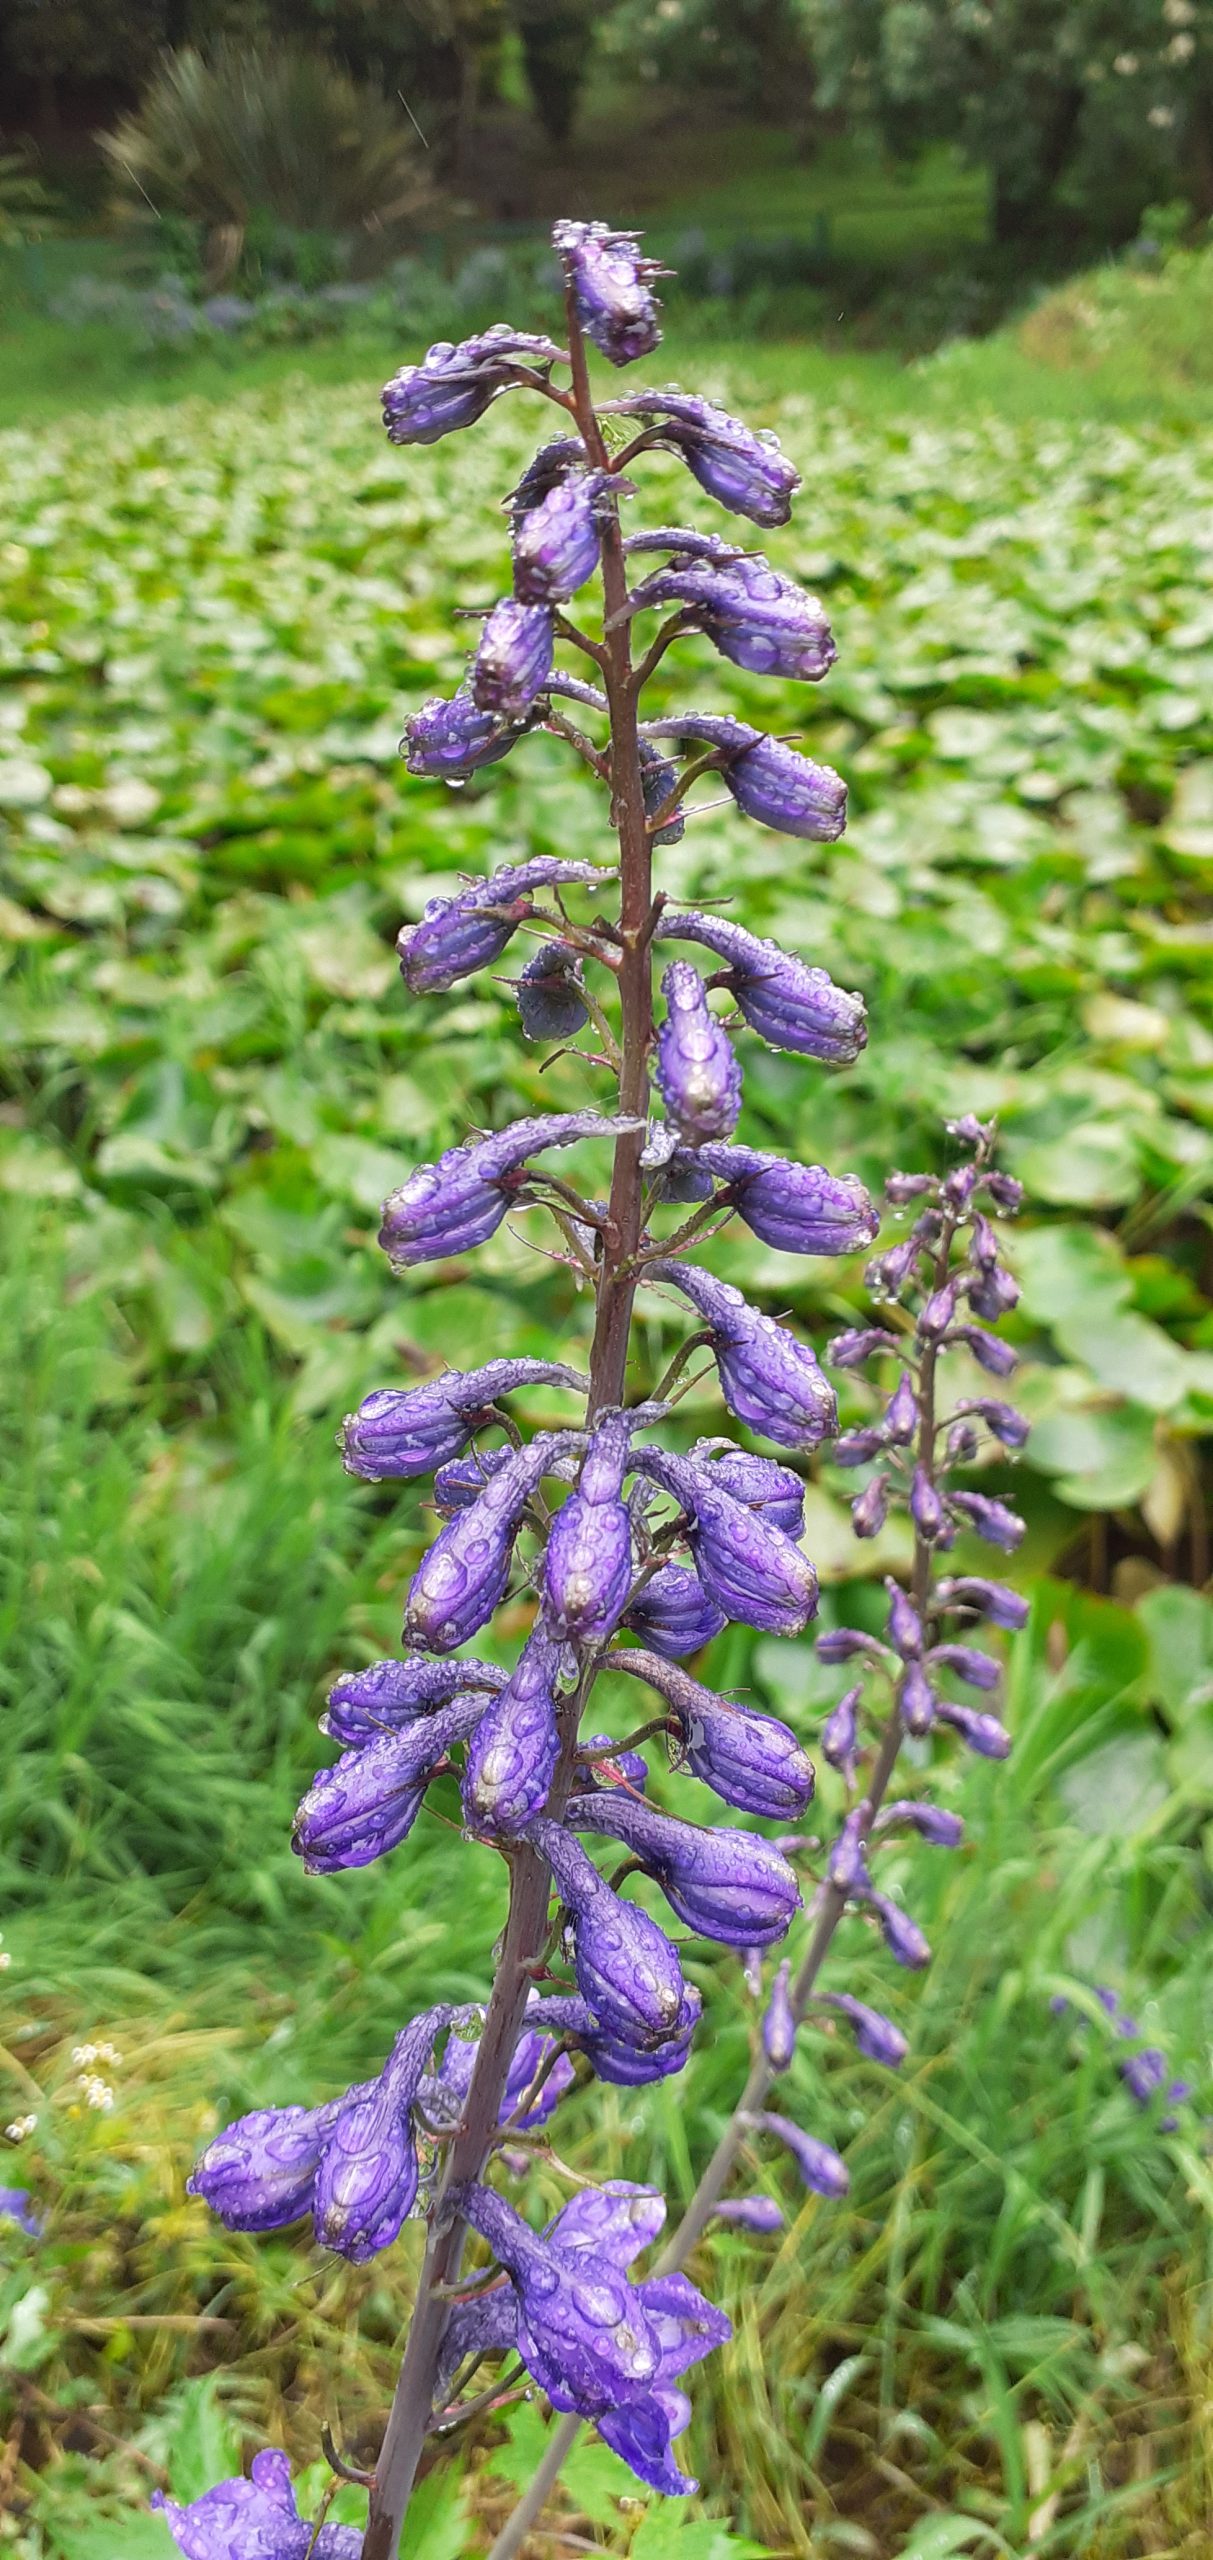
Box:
379;1111;639;1269
659;910;866;1064
648;1259;836;1450
656;961;743;1145
897;1661;937;1738
188;2096;351;2234
748;2110;849;2198
634;1445;819;1639
404;685;527;782
399;857;605;996
936;1575;1029;1632
405;1431;582;1652
623;1561;726;1659
554;220;664;365
763;1959;797;2068
875;1799;964;1848
613;1647;814;1819
869;1892;932;1970
472;601;555;720
294;1693;486;1871
821;1683;862;1775
513;470;621;604
929;1642;1001;1693
819;1993;908;2069
382;325;564;445
544;1413;635;1643
530;1816;687;2041
612;391;800;526
937;1701;1011;1759
711;2195;785;2232
697;1445;805;1535
517;941;590;1041
462;1627;565;1838
851;1474;890;1539
322;1654;504;1747
949;1492;1026;1553
457;2181;662;2418
153;2449;362;2560
687;1143;878;1259
570;1789;800;1947
341;1355;587;1481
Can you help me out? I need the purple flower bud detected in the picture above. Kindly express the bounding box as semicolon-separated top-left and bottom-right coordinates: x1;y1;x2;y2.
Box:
883;1371;919;1445
969;1212;1000;1269
747;2109;849;2197
437;2023;575;2135
656;961;743;1144
946;1421;980;1464
613;1648;814;1819
516;941;590;1040
629;552;835;683
404;685;528;782
584;1994;703;2086
833;1427;887;1466
815;1629;879;1664
548;2179;668;2264
885;1172;938;1206
869;1892;931;1970
379;1111;639;1269
658;910;866;1064
689;1142;878;1258
937;1700;1011;1758
983;1171;1024;1211
954;1322;1018;1378
967;1262;1020;1321
828;1806;871;1897
866;1239;921;1297
322;1654;504;1747
613;391;800;526
635;1446;819;1639
623;1561;726;1659
341;1355;587;1482
919;1280;960;1340
638;737;686;844
578;1732;650;1791
153;2451;362;2560
544;1413;636;1643
711;2195;785;2232
571;1790;801;1946
828;1326;898;1368
695;1444;805;1536
407;1431;583;1653
554;220;663;364
294;1693;486;1871
897;1661;937;1737
461;1628;565;1837
506;436;586;518
383;326;563;446
471;600;555;720
647;1259;835;1449
313;2079;418;2262
851;1474;889;1539
954;1397;1029;1450
513;470;620;604
929;1642;1001;1693
949;1492;1025;1552
886;1581;923;1658
436;2280;520;2392
647;714;845;842
400;858;604;994
818;1992;908;2068
875;1799;964;1848
763;1959;797;2068
821;1683;861;1772
188;2097;348;2234
457;2181;663;2418
530;1816;687;2041
935;1575;1029;1632
432;1447;514;1514
910;1466;946;1542
0;2189;42;2239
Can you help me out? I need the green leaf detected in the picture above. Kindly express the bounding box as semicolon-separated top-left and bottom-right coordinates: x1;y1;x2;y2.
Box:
50;2521;175;2560
164;2375;242;2505
896;2520;1007;2560
1138;1584;1213;1723
1057;1728;1170;1834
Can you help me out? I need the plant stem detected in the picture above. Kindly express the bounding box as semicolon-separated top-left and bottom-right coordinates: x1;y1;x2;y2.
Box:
362;298;654;2560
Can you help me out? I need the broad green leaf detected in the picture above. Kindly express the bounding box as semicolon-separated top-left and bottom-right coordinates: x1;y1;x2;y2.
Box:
1138;1585;1213;1724
164;2375;242;2504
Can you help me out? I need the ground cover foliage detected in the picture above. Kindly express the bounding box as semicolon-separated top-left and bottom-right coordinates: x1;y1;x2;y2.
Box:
1;358;1212;2554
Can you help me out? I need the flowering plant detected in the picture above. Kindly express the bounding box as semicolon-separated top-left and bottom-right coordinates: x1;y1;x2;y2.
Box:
163;222;1029;2560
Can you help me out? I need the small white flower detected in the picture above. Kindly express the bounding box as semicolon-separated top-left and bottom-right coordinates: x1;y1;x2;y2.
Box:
1149;100;1177;123
1114;51;1140;73
71;2044;97;2067
5;2115;37;2143
80;2074;115;2111
1168;31;1195;57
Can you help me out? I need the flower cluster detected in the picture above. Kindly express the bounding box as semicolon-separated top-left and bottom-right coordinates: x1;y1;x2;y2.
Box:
166;223;1032;2560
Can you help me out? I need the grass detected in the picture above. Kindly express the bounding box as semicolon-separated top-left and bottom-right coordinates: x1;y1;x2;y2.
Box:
0;281;1211;2555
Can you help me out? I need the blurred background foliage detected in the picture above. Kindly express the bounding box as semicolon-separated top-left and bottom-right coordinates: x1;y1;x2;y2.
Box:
0;6;1211;2558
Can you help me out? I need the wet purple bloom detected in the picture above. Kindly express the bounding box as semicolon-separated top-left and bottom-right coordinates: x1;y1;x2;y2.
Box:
506;437;586;519
647;1259;836;1450
313;2075;419;2261
828;1325;898;1367
383;326;563;446
153;2449;362;2560
530;1816;687;2041
935;1575;1029;1632
600;2387;698;2494
322;1654;504;1747
883;1372;919;1445
656;961;742;1145
949;1492;1026;1552
946;1421;980;1465
833;1426;887;1466
929;1642;1001;1693
437;2023;575;2135
462;1627;565;1837
294;1693;487;1871
341;1355;587;1481
886;1581;923;1658
763;1959;797;2068
572;1786;799;1946
937;1700;1011;1758
615;1645;815;1818
629;550;835;683
954;1324;1019;1379
647;712;846;841
687;1142;877;1258
869;1892;931;1970
404;685;527;782
919;1280;960;1340
910;1466;946;1542
612;391;800;526
984;1171;1024;1211
544;1414;635;1643
828;1807;871;1897
554;220;664;365
821;1683;862;1775
189;2095;353;2234
875;1799;964;1848
747;2109;849;2197
954;1397;1029;1450
0;2188;42;2239
513;470;621;604
659;909;865;1064
472;601;555;720
456;2180;662;2417
711;2195;784;2232
432;1447;514;1514
696;1445;805;1536
623;1561;726;1659
819;1992;908;2068
851;1473;890;1539
574;1992;703;2087
405;1431;582;1651
635;1445;819;1639
816;1628;881;1665
547;2179;668;2264
379;1111;638;1269
517;941;590;1040
967;1262;1020;1322
577;1731;650;1791
897;1661;937;1737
